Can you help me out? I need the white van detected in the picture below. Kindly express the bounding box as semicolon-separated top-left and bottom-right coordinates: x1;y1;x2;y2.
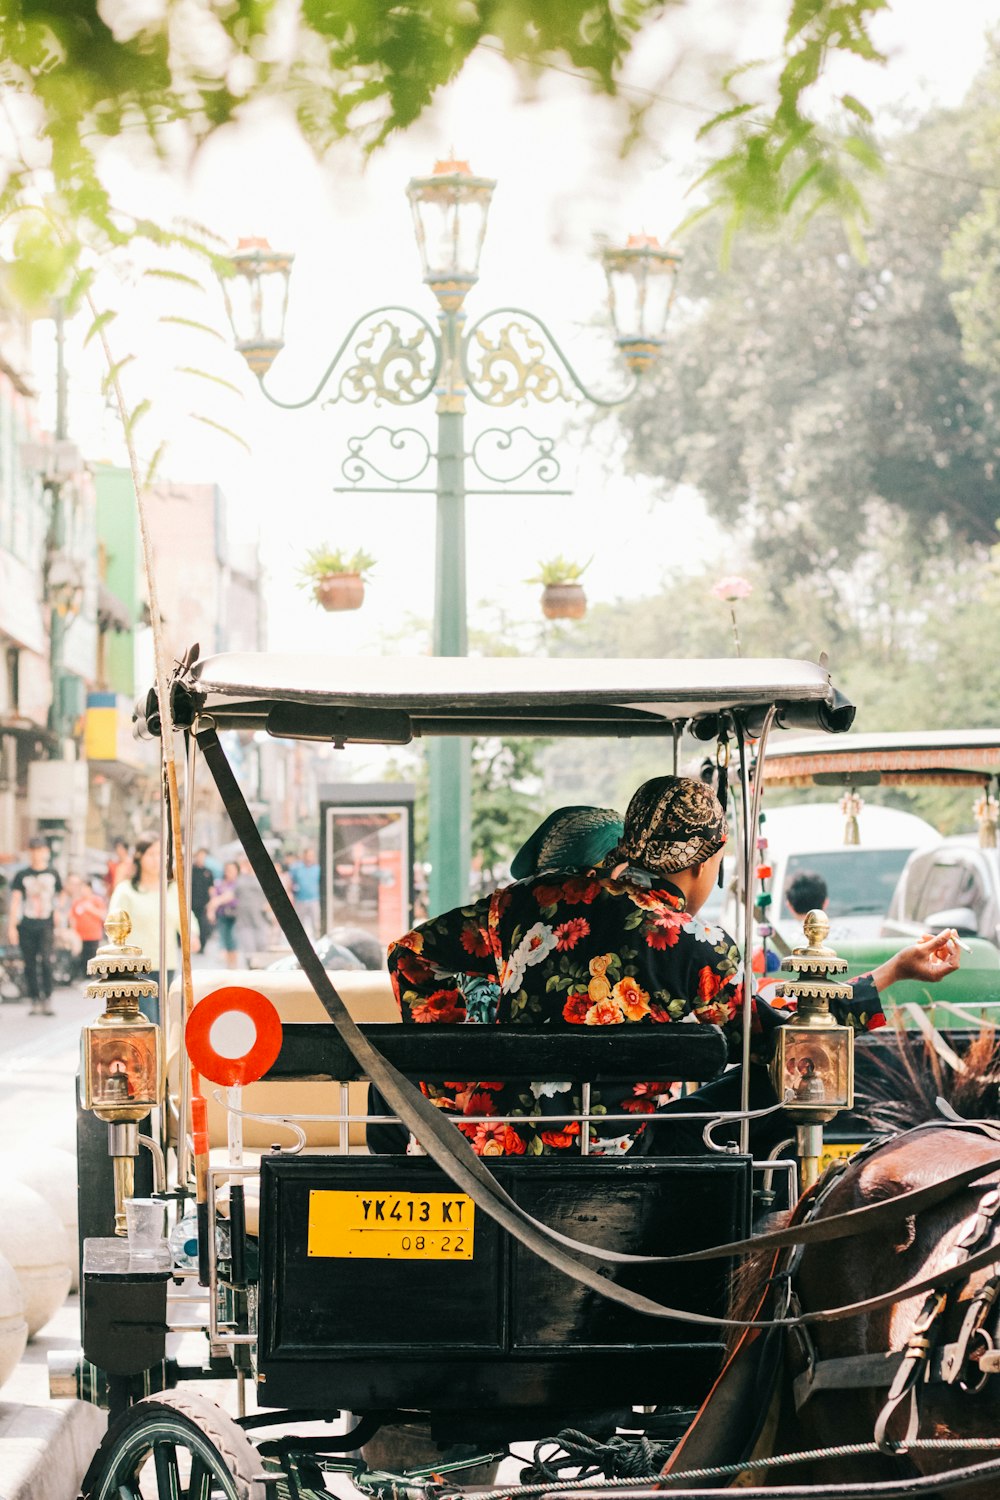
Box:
721;802;939;948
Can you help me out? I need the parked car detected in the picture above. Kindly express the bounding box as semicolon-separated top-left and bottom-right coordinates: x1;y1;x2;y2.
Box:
883;836;1000;949
722;801;939;948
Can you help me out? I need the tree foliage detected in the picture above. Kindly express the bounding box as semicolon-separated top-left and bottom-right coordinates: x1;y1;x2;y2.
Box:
943;45;1000;404
0;1;893;307
618;103;1000;577
546;546;1000;832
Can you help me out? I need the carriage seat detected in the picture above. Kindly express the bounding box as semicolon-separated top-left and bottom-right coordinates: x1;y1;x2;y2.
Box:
166;968;399;1152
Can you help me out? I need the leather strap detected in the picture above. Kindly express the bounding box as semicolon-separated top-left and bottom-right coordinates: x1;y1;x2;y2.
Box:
193;724;1000;1330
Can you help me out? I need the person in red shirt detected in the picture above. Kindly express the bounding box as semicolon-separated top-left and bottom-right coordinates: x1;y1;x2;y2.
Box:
69;878;108;975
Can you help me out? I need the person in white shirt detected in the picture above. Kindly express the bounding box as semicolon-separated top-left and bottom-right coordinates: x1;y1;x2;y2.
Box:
108;835;199;1023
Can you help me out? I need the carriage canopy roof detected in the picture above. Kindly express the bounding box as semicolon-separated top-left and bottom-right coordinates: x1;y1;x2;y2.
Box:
165;651;855;743
761;728;1000;789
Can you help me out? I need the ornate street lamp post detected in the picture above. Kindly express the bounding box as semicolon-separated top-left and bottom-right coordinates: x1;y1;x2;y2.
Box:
223;162;680;917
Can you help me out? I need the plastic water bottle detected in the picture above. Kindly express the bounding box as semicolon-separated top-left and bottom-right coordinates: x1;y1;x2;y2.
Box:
168;1211;200;1270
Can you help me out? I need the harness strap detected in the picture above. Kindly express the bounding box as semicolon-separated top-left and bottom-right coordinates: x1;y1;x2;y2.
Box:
194;723;1000;1331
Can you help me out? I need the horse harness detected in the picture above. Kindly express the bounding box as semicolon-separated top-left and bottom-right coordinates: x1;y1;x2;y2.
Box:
789;1117;1000;1455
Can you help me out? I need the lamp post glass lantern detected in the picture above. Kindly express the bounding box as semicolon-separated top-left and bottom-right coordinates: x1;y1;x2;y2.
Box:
227;170;677;915
601;234;682;375
222;238;294;377
407;159;496;309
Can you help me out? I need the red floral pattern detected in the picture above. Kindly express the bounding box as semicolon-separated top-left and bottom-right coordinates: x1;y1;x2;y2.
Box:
387;870;884;1157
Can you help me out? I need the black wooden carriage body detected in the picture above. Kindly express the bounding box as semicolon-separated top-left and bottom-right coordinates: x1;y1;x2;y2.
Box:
252;1024;748;1416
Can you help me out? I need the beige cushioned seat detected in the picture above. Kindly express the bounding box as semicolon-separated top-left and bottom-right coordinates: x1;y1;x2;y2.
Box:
166;968;400;1152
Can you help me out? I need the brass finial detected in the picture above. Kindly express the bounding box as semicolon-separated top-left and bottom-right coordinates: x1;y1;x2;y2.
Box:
802;908;831;954
87;908;156;990
104;910;131;948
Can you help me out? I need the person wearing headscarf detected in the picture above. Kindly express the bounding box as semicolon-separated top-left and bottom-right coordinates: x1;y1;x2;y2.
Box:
509;804;624;882
385;778;959;1158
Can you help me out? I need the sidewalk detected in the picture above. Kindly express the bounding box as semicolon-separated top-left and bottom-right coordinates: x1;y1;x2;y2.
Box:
0;1297;105;1500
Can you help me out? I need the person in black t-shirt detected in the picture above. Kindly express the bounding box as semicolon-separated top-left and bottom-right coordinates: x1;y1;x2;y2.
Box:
7;837;62;1015
191;848;215;949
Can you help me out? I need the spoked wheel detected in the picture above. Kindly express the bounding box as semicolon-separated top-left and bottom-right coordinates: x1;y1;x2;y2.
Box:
81;1392;266;1500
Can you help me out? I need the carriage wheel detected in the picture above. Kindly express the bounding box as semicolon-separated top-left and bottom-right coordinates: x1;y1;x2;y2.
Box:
81;1391;266;1500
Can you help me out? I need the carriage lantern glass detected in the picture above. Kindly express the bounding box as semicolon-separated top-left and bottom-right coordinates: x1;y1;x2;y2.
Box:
222;237;294;377
600;233;682;375
80;912;162;1121
80;912;164;1233
407;158;496;310
769;910;854;1122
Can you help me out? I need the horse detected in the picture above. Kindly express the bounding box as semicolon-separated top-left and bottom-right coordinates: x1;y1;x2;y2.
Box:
665;1026;1000;1496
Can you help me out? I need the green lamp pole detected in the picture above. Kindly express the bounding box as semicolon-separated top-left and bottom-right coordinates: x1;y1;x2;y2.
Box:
223;168;680;917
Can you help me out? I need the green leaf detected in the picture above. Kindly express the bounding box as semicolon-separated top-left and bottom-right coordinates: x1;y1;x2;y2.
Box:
84;309;118;347
782;160;823;214
143;267;206;291
125;398;152;436
144;441;167;488
189;413;250;452
175;366;244;397
696;102;756;141
159;315;228;343
101;354;136;393
841;134;882;173
841;93;874;125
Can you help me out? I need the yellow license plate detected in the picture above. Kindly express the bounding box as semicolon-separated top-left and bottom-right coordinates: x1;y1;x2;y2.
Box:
307;1190;475;1260
819;1142;862;1171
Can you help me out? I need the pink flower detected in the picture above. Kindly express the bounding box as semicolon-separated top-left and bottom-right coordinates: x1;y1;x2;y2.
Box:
711;575;753;602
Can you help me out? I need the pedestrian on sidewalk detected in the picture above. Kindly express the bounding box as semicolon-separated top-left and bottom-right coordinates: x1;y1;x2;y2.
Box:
289;846;321;939
108;835;200;1024
207;860;240;970
106;837;132;897
7;836;62;1015
70;877;108;977
191;847;215;950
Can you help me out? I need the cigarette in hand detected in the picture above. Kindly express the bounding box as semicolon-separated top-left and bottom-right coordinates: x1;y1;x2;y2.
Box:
935;928;971;956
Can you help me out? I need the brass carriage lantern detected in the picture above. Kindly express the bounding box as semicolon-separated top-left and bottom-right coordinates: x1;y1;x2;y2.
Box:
601;233;682;376
81;912;163;1234
221;236;294;377
769;909;855;1192
407;158;496;311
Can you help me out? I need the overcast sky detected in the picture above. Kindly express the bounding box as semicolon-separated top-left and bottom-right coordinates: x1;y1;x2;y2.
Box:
35;0;1000;658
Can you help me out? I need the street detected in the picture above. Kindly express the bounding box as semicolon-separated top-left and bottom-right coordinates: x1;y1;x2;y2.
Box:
0;985;83;1156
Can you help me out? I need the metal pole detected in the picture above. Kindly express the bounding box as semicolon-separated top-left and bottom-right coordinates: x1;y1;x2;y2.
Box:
176;733;197;1191
739;708;776;1155
428;309;471;916
46;302;67;745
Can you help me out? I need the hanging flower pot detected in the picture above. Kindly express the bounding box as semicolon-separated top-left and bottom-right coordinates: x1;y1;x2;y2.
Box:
297;545;375;613
541;581;587;620
314;572;365;612
529;555;591;622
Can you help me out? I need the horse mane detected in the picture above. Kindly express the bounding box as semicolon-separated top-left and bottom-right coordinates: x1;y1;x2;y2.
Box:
854;1023;1000;1134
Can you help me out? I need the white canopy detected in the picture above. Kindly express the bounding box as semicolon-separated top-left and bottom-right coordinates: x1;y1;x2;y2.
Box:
163;651;855;743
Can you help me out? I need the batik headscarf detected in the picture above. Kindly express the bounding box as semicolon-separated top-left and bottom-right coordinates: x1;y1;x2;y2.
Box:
611;775;728;876
510;805;624;880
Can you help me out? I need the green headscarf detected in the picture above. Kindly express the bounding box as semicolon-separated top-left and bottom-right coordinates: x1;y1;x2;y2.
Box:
511;805;624;880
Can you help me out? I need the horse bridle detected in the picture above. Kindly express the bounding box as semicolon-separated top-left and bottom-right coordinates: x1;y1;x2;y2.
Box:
786;1120;1000;1454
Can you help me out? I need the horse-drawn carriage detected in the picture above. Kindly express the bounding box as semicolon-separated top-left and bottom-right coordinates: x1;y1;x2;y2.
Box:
69;655;1000;1500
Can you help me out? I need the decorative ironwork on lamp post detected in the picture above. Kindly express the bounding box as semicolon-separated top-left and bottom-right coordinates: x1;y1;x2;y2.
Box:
222;162;681;917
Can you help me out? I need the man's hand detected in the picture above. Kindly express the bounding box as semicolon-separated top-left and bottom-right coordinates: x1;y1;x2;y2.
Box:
873;931;962;991
6;925;16;949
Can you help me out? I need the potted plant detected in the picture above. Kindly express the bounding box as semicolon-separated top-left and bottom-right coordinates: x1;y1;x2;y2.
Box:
298;545;376;612
528;556;590;620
